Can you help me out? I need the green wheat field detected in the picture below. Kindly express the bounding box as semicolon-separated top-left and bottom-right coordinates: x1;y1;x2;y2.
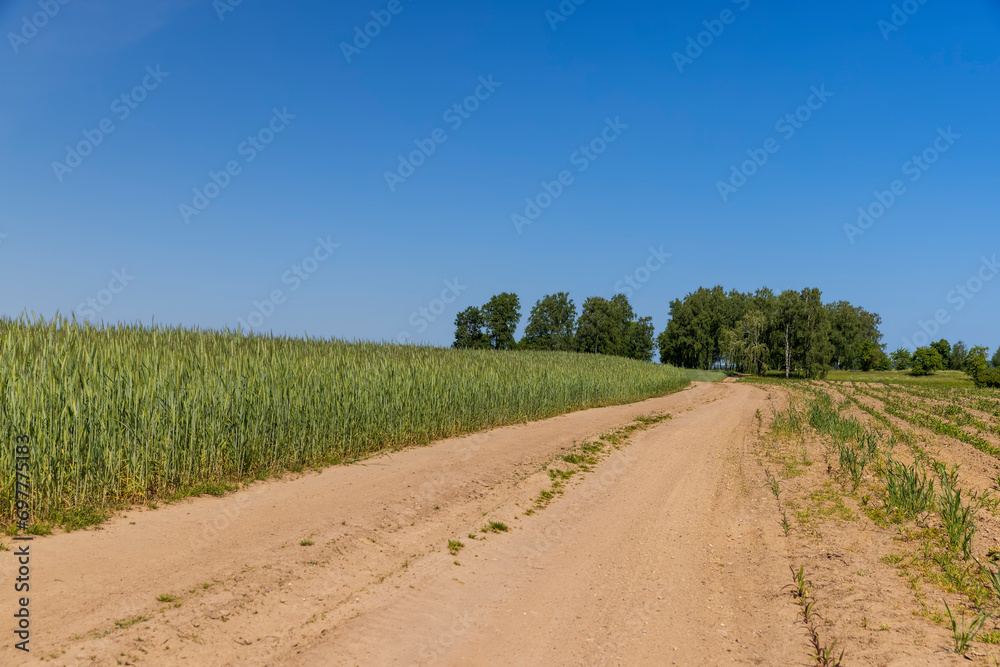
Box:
0;316;690;530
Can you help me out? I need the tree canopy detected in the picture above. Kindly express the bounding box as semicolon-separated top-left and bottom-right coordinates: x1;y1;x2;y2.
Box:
481;293;521;350
522;292;577;352
931;339;952;365
452;306;490;350
890;348;912;370
451;286;988;380
657;286;883;377
911;346;946;375
453;291;655;362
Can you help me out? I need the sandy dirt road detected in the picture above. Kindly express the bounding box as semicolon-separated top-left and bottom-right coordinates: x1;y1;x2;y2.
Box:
2;381;805;666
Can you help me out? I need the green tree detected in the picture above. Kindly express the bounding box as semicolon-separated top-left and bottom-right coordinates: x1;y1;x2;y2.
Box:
978;368;1000;388
963;346;990;381
577;294;648;359
624;316;656;362
656;286;728;369
874;351;892;371
481;293;521;350
774;290;802;378
521;292;577;351
911;346;945;375
795;288;833;379
723;310;769;375
931;339;952;365
950;340;969;371
452;307;490;349
828;302;883;370
656;285;880;376
890;348;912;370
576;297;620;355
992;348;1000;369
858;339;882;371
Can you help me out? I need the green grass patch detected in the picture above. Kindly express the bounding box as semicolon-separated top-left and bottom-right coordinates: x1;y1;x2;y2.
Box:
679;368;729;382
51;505;107;532
114;615;148;630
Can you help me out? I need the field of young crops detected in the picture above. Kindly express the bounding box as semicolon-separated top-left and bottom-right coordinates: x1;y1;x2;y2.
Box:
835;381;1000;457
754;376;1000;658
0;317;690;529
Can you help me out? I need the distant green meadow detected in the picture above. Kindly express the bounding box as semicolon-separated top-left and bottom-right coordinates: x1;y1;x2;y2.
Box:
0;316;690;530
743;369;977;388
824;369;976;388
680;369;729;383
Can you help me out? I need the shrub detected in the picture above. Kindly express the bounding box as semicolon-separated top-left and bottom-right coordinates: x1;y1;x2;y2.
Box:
911;347;945;376
976;368;1000;389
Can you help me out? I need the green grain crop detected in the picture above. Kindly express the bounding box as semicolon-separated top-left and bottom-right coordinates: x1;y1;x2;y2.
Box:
0;315;688;527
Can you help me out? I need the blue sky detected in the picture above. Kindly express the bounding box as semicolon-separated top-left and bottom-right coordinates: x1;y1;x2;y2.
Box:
1;0;998;352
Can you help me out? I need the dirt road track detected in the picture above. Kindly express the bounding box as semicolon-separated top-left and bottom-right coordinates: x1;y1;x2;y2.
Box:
2;381;804;666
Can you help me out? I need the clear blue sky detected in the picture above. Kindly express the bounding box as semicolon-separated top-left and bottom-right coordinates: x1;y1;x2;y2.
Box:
2;0;998;352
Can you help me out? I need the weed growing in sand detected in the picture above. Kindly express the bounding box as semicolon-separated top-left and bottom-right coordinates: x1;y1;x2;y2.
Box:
977;558;1000;600
448;540;464;555
114;615;148;630
944;600;990;655
883;460;935;520
979;628;1000;644
483;521;509;534
937;469;976;560
787;565;844;666
765;470;780;500
836;444;867;492
790;565;810;598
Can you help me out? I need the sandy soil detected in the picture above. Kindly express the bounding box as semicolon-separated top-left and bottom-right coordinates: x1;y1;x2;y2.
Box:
1;379;986;665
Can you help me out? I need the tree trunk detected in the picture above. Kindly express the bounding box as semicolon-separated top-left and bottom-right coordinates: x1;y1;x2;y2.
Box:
785;324;791;379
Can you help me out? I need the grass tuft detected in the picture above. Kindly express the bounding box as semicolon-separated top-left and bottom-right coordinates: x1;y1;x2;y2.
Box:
482;521;509;534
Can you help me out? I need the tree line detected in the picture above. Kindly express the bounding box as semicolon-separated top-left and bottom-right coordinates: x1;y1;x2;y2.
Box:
449;286;1000;386
890;340;1000;387
657;286;886;378
452;292;656;361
